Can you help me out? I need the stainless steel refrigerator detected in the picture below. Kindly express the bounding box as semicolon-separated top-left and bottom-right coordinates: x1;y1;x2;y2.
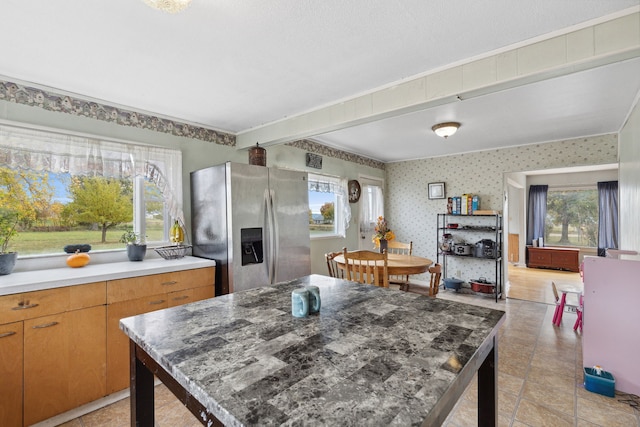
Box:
191;162;311;295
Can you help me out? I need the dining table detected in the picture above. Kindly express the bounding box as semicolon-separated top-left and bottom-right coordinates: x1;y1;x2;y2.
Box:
333;252;433;280
121;274;505;426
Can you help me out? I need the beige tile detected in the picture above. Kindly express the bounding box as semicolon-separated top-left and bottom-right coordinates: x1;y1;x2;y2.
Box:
156;399;202;427
522;381;575;417
446;397;477;427
499;357;530;379
529;357;576;379
498;390;518;417
57;419;83;427
577;419;601;427
526;365;576;394
576;388;639;416
515;398;574;426
577;396;640;426
155;382;180;409
81;397;130;427
499;371;524;395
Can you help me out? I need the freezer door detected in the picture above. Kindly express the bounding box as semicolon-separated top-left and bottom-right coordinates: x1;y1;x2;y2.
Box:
191;165;228;294
269;168;311;283
228;163;270;293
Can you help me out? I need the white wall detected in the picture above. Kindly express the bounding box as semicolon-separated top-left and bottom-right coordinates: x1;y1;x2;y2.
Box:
619;98;640;254
527;169;618;188
386;135;619;282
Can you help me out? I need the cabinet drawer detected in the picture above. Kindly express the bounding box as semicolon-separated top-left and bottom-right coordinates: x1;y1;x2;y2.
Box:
168;286;214;307
553;251;576;264
107;267;214;303
528;249;552;264
0;282;106;324
106;293;169;393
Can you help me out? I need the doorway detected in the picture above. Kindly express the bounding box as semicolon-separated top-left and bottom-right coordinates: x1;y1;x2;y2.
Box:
358;177;384;250
503;164;617;304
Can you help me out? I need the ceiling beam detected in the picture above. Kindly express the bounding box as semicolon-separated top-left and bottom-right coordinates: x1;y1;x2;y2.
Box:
237;12;640;150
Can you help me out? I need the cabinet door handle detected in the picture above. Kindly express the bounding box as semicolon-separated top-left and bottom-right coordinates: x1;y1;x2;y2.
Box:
161;281;178;286
172;295;189;301
32;321;59;329
12;302;39;310
149;300;166;305
0;331;17;338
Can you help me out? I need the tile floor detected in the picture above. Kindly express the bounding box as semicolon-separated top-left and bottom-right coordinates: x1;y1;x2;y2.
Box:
53;288;639;427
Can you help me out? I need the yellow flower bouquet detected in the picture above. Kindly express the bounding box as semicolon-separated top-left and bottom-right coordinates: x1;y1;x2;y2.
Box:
371;216;395;244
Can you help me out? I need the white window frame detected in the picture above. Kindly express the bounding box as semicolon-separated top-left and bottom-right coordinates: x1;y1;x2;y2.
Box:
308;173;350;239
0;122;182;257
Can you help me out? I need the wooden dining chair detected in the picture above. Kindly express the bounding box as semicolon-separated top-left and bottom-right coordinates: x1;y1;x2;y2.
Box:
342;248;389;288
325;251;344;278
376;240;413;290
428;263;442;297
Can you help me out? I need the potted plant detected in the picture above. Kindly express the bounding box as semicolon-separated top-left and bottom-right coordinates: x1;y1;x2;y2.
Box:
0;209;19;275
120;229;147;262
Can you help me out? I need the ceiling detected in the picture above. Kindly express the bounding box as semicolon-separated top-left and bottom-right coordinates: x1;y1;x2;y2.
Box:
2;0;640;163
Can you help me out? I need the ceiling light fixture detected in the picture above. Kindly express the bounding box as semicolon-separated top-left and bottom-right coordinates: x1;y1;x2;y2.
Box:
432;122;461;139
142;0;192;13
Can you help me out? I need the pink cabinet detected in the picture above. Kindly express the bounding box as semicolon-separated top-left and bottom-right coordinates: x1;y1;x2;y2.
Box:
583;256;640;395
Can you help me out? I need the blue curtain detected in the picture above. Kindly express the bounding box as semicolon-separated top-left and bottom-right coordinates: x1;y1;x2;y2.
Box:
527;185;548;245
597;181;618;256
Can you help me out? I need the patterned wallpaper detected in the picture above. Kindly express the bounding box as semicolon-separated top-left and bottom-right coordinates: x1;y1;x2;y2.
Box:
386;134;619;284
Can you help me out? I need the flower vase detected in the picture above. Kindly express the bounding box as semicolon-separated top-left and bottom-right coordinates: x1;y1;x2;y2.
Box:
379;239;388;254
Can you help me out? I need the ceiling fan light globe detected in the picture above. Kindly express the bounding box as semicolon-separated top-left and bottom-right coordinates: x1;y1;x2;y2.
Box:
432;122;460;138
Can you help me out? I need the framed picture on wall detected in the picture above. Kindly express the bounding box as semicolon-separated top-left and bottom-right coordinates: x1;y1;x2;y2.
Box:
428;182;445;199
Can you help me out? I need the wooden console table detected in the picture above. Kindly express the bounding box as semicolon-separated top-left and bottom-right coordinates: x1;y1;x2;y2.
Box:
527;246;580;272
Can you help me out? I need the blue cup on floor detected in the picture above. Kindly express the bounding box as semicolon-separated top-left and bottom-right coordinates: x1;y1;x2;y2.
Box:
305;285;321;314
291;288;309;318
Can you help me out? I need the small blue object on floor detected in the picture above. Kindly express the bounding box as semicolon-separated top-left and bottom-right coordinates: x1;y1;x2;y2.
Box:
584;367;616;398
443;278;463;291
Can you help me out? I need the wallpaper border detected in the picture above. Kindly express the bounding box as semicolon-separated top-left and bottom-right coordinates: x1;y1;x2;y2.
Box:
0;79;235;146
286;139;385;170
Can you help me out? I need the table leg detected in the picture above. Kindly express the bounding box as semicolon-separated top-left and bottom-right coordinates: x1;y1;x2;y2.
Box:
130;340;154;427
477;336;498;426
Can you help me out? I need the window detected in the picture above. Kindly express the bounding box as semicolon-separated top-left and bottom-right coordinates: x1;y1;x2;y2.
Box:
308;173;350;238
545;187;598;247
0;124;182;256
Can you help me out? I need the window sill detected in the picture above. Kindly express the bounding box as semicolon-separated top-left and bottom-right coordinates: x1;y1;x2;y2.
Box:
310;234;346;240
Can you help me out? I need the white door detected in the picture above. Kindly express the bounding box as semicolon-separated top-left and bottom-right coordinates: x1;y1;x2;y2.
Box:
358;178;384;250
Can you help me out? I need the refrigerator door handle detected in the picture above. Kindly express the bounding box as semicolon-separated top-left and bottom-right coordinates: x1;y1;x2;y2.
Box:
265;187;276;284
270;188;280;282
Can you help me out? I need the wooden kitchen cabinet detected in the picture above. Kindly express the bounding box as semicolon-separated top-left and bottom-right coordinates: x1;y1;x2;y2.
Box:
0;265;213;426
0;321;23;427
527;246;580;272
0;281;106;426
24;306;106;426
106;267;214;393
106;293;168;393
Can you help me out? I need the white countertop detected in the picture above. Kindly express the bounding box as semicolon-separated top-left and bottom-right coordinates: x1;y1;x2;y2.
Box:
0;256;216;296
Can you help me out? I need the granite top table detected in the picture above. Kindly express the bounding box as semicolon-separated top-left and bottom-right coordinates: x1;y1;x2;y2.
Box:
120;274;505;426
